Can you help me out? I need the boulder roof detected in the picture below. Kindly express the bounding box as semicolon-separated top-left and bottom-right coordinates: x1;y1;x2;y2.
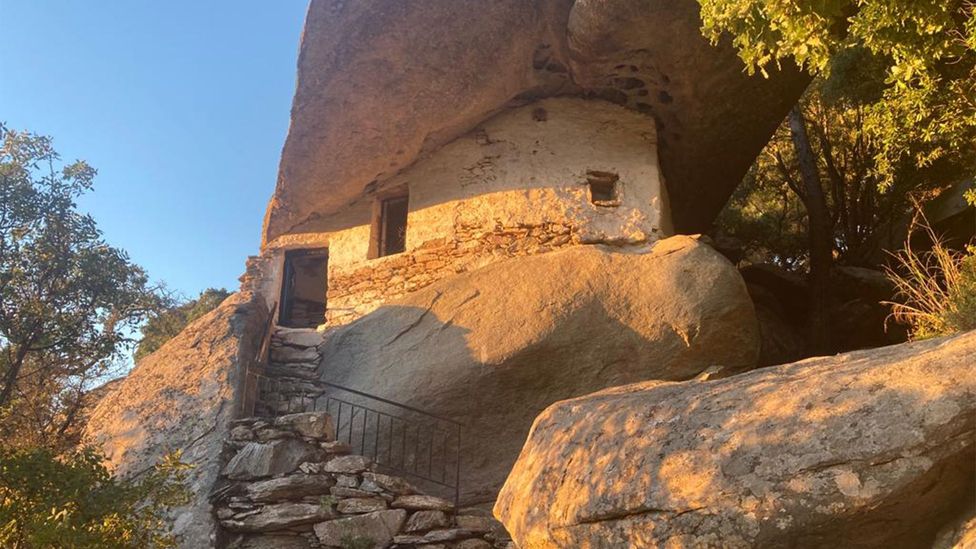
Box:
262;0;809;245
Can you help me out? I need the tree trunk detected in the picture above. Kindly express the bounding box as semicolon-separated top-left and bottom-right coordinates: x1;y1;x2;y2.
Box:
788;106;833;355
0;342;30;408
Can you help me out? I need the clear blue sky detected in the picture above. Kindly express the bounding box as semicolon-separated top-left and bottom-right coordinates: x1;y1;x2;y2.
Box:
0;2;309;299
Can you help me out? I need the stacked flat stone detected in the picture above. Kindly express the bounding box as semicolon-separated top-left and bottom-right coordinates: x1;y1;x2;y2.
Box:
255;329;326;417
214;411;512;549
326;221;579;326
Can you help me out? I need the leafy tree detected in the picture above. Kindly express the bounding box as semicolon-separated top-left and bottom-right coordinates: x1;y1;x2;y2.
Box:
699;0;975;188
134;288;231;363
0;125;165;450
0;446;189;548
702;0;975;352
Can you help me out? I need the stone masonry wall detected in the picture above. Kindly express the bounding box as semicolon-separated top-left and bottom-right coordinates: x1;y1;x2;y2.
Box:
262;97;670;328
214;412;512;549
325;222;580;325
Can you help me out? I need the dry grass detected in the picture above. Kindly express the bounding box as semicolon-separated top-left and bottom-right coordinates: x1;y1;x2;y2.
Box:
885;214;976;340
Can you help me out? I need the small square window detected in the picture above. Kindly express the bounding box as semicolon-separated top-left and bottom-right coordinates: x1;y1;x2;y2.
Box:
587;171;619;205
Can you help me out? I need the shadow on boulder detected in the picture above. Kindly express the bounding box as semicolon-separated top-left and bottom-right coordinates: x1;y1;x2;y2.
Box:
316;236;761;504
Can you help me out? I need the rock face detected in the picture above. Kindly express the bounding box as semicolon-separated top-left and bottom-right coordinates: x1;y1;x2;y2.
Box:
83;292;268;548
263;0;808;242
494;331;976;548
221;439;324;480
318;235;760;503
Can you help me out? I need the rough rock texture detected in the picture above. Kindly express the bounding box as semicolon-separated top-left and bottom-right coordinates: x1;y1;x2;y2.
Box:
495;331;976;548
313;509;407;548
221;503;336;533
932;504;976;549
263;0;808;242
83;292;267;548
318;235;760;503
221;439;324;480
218;415;512;549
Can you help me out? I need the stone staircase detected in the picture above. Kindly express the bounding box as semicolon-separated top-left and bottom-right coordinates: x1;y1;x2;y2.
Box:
232;326;513;548
255;327;326;417
215;410;512;549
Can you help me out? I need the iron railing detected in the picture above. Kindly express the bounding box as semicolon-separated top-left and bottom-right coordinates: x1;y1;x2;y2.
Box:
238;301;278;417
245;367;463;507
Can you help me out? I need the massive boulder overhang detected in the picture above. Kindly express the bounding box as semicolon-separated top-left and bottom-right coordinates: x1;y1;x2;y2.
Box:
262;0;810;245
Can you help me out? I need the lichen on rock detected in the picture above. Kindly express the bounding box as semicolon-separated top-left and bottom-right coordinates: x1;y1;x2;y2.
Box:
494;330;976;548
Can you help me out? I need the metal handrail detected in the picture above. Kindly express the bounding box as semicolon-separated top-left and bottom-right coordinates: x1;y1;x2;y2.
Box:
247;366;463;507
239;300;278;417
316;380;463;427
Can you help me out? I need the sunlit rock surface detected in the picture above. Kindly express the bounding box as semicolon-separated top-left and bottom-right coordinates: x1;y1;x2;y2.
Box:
318;235;760;504
263;0;808;242
495;331;976;548
83;293;268;548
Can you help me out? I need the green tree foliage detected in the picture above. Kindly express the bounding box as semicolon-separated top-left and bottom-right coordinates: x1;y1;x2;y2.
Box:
134;288;231;363
699;0;976;187
717;84;952;269
0;125;165;450
704;0;976;347
0;446;189;548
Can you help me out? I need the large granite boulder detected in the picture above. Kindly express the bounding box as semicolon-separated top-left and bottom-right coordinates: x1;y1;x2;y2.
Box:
318;235;760;504
494;331;976;548
83;292;269;548
263;0;808;242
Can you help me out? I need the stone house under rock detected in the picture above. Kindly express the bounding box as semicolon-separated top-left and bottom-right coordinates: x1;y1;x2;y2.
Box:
250;97;672;328
83;1;813;546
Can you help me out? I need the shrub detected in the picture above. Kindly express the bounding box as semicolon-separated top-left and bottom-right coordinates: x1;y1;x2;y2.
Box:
886;218;976;340
0;447;189;548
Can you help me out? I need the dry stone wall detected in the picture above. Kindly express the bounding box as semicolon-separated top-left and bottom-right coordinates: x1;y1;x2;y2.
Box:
255;328;326;418
215;412;512;549
326;222;580;325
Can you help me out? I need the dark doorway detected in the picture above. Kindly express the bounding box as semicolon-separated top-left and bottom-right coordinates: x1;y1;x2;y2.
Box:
279;248;328;328
378;195;409;257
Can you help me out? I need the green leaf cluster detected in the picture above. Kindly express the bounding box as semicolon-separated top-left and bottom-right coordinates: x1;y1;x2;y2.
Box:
0;447;190;548
0;125;167;450
699;0;976;188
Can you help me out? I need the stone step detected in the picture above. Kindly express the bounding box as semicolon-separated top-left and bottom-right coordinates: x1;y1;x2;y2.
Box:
270;345;320;364
263;365;321;381
272;327;324;349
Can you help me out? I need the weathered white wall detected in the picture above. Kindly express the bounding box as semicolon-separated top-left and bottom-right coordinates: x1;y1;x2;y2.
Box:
321;97;666;263
264;97;670;325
